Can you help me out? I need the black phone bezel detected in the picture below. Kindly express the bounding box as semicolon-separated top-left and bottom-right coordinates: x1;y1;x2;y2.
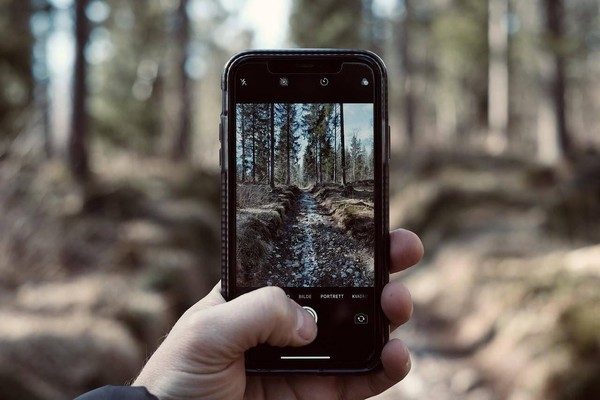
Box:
221;49;390;374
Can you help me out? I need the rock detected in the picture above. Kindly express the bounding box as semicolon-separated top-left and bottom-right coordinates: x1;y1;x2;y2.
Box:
120;219;170;247
450;368;482;393
139;248;211;309
564;245;600;277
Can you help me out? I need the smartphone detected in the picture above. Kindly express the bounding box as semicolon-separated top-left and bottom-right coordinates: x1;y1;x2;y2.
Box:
220;49;389;373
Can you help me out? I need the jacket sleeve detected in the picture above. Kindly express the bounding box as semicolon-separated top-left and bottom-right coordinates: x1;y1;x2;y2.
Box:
74;385;159;400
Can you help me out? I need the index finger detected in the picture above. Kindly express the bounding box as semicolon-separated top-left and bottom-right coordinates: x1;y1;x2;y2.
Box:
390;228;424;273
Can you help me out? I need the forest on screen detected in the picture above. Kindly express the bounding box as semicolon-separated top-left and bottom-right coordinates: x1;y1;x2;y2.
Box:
236;103;374;187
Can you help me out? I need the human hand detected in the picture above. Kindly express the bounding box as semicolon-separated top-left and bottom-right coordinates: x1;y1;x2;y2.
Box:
133;228;423;400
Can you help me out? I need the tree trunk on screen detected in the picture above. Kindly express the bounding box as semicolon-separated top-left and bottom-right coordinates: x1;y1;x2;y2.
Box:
339;103;347;186
286;109;291;185
333;104;338;183
270;103;275;188
68;0;91;184
251;109;256;183
240;104;247;182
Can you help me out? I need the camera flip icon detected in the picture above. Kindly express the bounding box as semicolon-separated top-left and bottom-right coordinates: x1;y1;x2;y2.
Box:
354;313;368;325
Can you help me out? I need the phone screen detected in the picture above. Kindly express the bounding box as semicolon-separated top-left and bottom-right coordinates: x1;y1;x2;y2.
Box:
223;52;388;372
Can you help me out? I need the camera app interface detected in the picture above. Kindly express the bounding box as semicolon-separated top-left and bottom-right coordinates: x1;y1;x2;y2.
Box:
235;102;375;289
231;62;380;363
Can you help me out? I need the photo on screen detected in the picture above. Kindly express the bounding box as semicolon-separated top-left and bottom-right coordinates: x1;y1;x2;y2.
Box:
235;103;375;288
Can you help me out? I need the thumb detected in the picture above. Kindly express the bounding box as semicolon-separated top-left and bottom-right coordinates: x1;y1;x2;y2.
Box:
202;286;318;358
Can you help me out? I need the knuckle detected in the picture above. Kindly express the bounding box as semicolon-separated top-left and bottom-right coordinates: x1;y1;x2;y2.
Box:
259;287;293;323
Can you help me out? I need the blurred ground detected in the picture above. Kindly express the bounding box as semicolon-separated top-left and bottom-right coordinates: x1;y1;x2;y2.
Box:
0;155;220;398
0;150;599;399
376;150;600;400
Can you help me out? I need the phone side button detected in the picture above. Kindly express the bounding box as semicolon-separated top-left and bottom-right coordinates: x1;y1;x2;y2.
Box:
386;125;391;160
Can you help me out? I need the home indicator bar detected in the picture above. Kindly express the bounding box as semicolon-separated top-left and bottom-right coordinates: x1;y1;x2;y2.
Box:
280;356;331;360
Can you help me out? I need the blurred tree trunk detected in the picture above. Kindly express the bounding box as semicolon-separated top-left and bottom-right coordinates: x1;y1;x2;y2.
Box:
362;0;382;54
39;60;52;158
400;0;416;144
171;0;192;161
0;0;34;158
537;0;571;164
68;0;91;184
31;1;53;158
42;3;53;158
290;0;364;48
487;0;509;152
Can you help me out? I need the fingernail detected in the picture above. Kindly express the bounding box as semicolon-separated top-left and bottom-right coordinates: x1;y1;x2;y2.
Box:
296;307;317;341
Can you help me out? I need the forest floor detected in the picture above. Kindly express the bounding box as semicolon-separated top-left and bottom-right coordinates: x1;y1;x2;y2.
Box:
374;150;600;400
1;150;599;400
237;183;374;287
262;189;373;287
0;155;221;399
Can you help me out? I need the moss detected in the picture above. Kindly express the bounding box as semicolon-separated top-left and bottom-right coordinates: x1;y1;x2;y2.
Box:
235;187;296;284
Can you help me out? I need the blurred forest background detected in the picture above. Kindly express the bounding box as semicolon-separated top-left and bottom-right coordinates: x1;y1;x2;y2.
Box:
0;0;599;399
